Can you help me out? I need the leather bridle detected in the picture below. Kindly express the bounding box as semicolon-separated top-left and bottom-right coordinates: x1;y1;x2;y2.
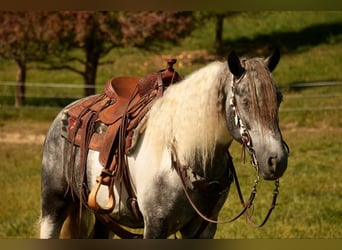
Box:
170;75;283;228
171;142;280;228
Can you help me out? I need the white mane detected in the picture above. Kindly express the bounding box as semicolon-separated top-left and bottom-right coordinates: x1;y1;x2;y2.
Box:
144;61;233;168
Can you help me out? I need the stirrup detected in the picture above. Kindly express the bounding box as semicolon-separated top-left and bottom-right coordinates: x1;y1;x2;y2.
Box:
88;176;115;213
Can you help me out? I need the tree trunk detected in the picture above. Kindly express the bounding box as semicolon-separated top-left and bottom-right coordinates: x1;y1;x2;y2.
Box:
215;14;225;55
83;36;100;97
84;55;98;97
15;60;26;107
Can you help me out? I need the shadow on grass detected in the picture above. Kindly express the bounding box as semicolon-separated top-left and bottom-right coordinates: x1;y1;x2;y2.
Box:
0;96;78;108
25;97;78;107
218;21;342;56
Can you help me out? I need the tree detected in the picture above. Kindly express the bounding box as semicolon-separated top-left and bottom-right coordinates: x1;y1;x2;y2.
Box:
0;11;62;106
42;12;123;96
0;11;196;105
46;11;195;96
215;13;226;54
196;11;239;55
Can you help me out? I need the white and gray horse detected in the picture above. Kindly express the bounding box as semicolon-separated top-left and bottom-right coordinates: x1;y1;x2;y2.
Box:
40;50;288;239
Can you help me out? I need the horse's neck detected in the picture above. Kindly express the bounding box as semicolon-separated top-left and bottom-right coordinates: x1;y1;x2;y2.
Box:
145;61;233;177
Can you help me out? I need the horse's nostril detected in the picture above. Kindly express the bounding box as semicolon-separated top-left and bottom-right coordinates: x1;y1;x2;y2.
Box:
268;156;277;168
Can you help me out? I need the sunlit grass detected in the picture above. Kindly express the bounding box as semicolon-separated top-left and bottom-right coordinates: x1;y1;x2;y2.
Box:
0;11;341;239
0;143;41;238
215;126;342;238
0;85;341;238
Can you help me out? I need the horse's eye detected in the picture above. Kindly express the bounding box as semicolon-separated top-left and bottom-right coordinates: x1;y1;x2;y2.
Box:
242;99;250;110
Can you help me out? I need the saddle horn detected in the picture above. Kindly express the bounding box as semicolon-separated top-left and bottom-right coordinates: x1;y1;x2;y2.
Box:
228;50;245;79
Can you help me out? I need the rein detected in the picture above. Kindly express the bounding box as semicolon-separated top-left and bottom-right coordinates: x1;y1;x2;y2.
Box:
170;74;281;228
171;143;279;228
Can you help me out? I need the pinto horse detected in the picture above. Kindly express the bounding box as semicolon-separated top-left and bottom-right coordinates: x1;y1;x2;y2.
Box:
40;50;288;239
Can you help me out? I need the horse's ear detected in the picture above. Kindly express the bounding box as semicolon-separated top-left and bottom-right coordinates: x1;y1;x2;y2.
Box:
265;48;280;72
228;50;245;78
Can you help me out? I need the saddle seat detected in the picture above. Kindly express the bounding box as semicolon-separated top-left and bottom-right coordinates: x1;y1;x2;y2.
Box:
105;76;140;99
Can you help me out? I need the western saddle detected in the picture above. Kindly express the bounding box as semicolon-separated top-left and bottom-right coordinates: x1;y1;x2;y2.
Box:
61;59;183;238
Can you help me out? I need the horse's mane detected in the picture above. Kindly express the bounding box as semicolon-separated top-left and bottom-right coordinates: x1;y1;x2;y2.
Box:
145;61;232;169
144;57;279;171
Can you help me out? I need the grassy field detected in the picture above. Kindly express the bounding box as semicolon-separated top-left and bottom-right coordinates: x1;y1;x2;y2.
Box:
0;11;341;238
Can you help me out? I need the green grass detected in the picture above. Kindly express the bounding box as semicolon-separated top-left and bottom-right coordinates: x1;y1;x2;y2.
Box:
0;94;341;238
216;126;342;238
0;11;341;238
0;143;41;238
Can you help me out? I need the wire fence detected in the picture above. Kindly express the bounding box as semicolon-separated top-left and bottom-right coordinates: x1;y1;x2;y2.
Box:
1;81;342;112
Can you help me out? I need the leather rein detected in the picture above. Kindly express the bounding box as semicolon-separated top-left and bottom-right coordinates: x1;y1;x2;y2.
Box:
171;75;282;228
171;144;280;228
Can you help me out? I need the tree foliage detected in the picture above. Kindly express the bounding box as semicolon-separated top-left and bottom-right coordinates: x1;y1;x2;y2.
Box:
0;11;63;106
45;11;196;96
195;11;239;54
45;11;124;96
0;11;196;104
119;11;194;48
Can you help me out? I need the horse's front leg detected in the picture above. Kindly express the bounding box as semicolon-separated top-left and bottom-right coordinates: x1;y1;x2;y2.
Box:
139;185;173;238
179;217;217;239
138;176;179;239
143;217;170;239
139;181;193;238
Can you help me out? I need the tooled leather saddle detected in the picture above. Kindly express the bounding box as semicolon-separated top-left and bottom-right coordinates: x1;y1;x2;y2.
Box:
61;59;183;235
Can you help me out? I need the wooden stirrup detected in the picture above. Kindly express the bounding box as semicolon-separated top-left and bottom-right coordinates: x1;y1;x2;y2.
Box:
88;176;115;213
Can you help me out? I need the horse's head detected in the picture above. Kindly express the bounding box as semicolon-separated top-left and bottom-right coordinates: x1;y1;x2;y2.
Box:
226;49;288;180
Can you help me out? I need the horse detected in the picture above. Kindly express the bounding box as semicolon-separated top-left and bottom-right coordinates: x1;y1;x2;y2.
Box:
39;49;288;239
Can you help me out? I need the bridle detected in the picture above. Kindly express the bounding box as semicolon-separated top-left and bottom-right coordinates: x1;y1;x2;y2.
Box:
171;73;284;228
230;73;288;227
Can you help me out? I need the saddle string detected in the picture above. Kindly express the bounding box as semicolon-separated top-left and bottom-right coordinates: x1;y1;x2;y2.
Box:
88;69;182;219
65;94;107;199
97;77;164;219
64;94;110;226
62;62;184;237
91;74;172;221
